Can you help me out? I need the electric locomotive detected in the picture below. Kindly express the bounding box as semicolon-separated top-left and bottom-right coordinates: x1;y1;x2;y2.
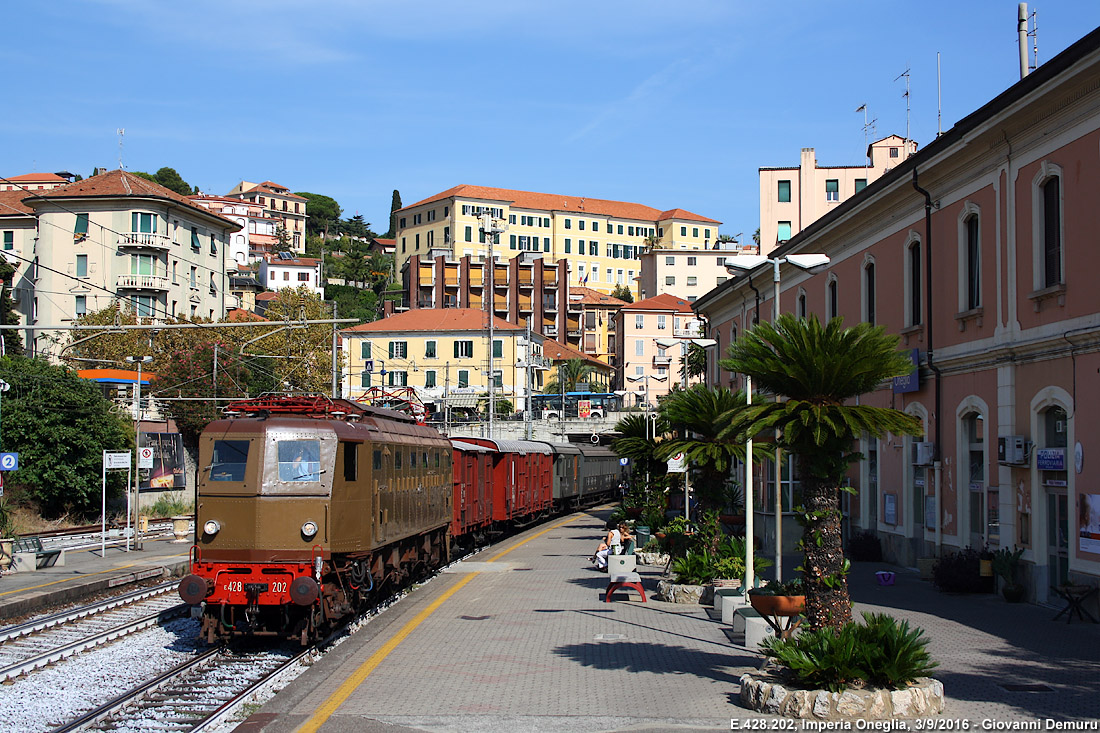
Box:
177;396;452;644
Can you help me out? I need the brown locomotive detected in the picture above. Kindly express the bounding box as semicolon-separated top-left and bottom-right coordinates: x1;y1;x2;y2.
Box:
177;396;452;644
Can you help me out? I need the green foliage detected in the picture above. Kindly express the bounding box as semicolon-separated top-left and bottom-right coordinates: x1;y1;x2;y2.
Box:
326;284;380;324
295;192;342;237
611;413;669;484
680;341;708;380
147;495;193;518
385;189;402;239
672;549;719;585
932;548;982;592
543;359;594;394
750;578;803;596
0;356;132;517
992;545;1025;585
339;214;373;239
760;612;938;691
132;167;194;196
0;499;15;537
154;339;250;445
610;284;634;303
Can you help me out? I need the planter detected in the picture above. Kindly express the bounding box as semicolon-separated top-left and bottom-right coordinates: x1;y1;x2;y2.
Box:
656;579;708;604
740;669;945;719
1001;583;1027;603
748;592;806;616
171;516;192;543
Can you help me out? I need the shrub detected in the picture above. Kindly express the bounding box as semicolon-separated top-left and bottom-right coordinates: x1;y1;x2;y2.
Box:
0;500;14;537
671;549;717;585
932;547;981;592
750;578;803;596
846;530;883;562
760;612;938;692
147;495;193;518
991;545;1024;585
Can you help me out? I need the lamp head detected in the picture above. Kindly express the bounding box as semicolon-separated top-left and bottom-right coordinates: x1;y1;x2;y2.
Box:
654;338;678;348
785;253;830;273
724;254;769;273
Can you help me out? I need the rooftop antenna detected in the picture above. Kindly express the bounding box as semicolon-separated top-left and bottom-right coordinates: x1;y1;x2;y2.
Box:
937;52;943;137
117;128;125;170
894;66;911;151
1029;7;1039;72
856;104;876;172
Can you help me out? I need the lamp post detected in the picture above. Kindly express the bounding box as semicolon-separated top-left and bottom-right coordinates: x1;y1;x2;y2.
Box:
125;355;153;551
627;373;666;496
0;378;9;500
726;252;830;582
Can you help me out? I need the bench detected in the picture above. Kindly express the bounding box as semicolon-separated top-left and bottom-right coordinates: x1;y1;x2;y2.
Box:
13;536;64;571
733;606;774;650
605;572;647;603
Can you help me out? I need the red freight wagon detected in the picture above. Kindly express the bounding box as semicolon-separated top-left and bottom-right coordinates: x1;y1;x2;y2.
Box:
454;438;553;523
449;439;493;539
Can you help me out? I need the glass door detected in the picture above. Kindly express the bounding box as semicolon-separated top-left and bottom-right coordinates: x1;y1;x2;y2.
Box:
1047;491;1069;586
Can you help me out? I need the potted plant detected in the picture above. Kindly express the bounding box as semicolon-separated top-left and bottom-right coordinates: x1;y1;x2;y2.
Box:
748;578;805;616
718;482;745;525
992;545;1026;602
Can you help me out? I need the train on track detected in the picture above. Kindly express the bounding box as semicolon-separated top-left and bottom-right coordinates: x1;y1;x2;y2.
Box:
177;395;622;644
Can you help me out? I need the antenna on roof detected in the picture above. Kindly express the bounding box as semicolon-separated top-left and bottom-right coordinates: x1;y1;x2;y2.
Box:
894;66;911;151
117;128;125;170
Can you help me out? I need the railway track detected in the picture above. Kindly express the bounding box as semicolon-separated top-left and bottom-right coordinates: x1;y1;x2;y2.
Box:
0;582;184;683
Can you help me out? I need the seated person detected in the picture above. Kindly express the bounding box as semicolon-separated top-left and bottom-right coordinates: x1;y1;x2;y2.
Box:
593;522;622;571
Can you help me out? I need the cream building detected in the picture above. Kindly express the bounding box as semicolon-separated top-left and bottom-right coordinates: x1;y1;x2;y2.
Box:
1;172;71;192
341;308;546;413
190;194;281;264
393;185;720;298
14;170;240;357
226;180;308;253
758;135;918;254
638;246;755;304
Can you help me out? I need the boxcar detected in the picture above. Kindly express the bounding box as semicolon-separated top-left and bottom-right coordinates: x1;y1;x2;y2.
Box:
452;437;553;524
450;439;494;540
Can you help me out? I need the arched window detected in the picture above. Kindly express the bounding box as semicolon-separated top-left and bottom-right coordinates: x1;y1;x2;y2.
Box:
826;277;838;321
1031;162;1064;292
863;261;876;325
906;235;922;326
965;214;980;310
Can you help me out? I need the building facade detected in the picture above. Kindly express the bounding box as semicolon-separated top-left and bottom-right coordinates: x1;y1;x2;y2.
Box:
695;27;1100;598
226;180;308;253
638;246;755;304
393;185;720;298
341;308;544;413
15;170;240;357
257;253;323;295
758;136;918;255
615;293;702;401
190;194;280;263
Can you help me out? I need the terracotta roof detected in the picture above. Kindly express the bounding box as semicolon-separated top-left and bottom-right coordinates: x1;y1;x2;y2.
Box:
243;182;307;201
619;293;693;313
402;184;704;223
226;308;267;321
342;308;523;334
5;172;68;183
0;190;34;217
256;291;279;301
372;238;395;245
568;286;626;307
262;254;319;267
25;170;241;230
657;208;721;224
541;340;610;370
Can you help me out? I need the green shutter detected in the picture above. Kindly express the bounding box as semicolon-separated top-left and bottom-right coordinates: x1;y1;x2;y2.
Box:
2;232;13;251
361;341;370;359
454;341;460;358
493;340;502;358
74;214;89;237
510;234;516;250
778;180;791;202
825;179;839;193
389;342;395;358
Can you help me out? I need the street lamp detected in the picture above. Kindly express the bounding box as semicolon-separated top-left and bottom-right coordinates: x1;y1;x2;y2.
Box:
726;252;830;583
655;337;718;389
479;213;509;440
125;356;153;551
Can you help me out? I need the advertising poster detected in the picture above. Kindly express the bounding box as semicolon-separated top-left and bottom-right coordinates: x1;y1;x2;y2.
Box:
884;493;897;525
138;432;186;491
578;400;591;419
1079;493;1100;554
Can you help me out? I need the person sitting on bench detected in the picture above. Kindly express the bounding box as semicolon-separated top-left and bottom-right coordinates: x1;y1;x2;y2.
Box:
593;522;624;571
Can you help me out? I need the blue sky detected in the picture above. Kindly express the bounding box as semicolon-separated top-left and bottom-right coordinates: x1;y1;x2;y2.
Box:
4;1;1100;240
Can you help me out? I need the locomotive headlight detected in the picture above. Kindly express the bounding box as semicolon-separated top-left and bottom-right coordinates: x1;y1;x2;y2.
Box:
203;519;221;536
301;520;318;538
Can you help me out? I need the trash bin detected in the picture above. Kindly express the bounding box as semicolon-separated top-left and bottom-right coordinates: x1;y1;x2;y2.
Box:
634;525;651;549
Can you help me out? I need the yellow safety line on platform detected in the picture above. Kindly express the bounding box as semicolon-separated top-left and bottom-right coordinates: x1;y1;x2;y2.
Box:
0;554;189;597
296;513;585;733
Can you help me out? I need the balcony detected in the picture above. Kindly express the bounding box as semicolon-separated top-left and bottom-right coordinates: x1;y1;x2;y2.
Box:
117;273;171;291
542;298;557;311
653;355;673;366
543;324;558;336
118;233;172;251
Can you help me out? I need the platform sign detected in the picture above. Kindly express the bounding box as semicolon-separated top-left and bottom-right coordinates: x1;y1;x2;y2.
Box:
0;452;18;471
104;451;131;470
363;359;374;373
619;457;629;466
667;452;686;473
138;446;154;469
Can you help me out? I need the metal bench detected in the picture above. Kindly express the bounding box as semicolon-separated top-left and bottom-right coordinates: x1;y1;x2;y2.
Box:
605;572;647;602
13;536;63;570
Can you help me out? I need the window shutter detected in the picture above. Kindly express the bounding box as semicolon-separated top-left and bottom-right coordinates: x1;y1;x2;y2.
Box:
454;341;460;358
389;341;394;358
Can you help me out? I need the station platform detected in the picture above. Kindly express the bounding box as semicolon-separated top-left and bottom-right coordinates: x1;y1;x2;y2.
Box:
0;530;193;621
238;510;760;733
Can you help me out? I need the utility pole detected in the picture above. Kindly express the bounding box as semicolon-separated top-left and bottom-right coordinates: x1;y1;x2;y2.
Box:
444;361;451;435
125;355;153;551
479;213;508;439
524;317;533;441
331;301;339;398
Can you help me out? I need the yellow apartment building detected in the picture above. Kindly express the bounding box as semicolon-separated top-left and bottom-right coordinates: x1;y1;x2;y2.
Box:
392;185;721;298
341;308;547;413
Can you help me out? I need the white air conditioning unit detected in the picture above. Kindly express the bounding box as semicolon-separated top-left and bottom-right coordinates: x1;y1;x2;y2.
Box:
998;435;1027;465
911;441;934;466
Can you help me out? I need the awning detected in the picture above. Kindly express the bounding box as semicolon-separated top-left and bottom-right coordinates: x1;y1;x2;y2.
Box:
443;395;481;408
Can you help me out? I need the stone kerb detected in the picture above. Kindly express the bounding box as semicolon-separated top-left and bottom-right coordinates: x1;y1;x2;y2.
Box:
739;668;945;719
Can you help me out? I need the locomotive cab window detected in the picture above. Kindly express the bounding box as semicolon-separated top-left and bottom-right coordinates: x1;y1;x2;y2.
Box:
342;442;358;481
211;440;249;481
394;449;402;470
373;449;382;470
278;440;321;482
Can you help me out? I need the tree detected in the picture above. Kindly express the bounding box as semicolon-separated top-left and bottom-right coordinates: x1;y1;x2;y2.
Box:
752;228;761;247
720;315;923;631
132;167;194;196
385;189;402;238
296;192;342;238
0;259;24;356
611;413;669;488
325;284;380;324
543;358;594;394
0;356;132;517
245;287;342;395
680;342;707;381
275;224;291;251
340;214;372;239
610;284;634;303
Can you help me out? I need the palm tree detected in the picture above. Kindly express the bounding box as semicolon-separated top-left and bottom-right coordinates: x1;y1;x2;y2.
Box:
543;358;594;394
611;413;668;487
655;385;760;508
720;314;923;631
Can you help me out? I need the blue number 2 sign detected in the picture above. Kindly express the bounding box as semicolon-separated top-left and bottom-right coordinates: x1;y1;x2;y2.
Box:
0;453;18;471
